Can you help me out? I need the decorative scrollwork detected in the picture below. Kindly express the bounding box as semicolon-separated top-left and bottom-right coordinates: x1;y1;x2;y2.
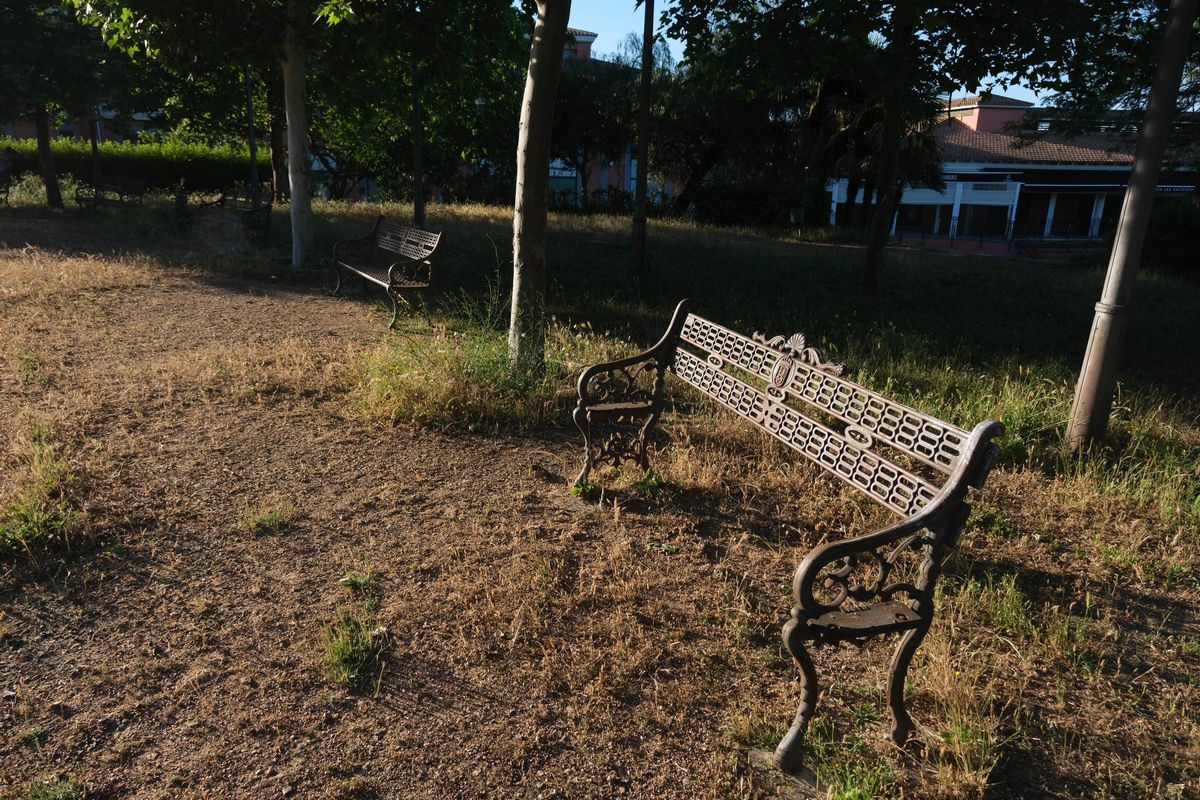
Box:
585;359;661;404
808;533;936;613
593;428;646;468
752;331;845;376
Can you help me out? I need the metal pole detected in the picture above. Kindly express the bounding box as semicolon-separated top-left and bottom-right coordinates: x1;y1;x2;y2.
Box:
630;0;654;283
1067;0;1198;452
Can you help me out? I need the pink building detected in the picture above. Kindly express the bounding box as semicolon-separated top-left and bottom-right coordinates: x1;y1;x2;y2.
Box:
827;93;1198;254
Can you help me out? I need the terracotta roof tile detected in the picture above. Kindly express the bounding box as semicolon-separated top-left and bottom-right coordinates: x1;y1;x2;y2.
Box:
933;119;1133;164
566;27;597;37
947;93;1035;109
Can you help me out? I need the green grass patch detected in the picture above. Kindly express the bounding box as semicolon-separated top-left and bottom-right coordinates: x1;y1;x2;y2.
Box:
23;776;88;800
321;606;388;692
240;504;298;536
1;427;81;558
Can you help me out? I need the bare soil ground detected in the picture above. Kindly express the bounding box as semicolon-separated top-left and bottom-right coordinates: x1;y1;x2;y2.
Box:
2;212;1198;799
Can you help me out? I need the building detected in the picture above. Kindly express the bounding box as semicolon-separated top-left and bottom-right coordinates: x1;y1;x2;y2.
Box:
547;27;640;208
827;94;1198;254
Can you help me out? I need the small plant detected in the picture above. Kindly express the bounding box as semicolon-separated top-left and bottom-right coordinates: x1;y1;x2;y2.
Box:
569;478;599;499
630;469;664;498
241;504;297;536
340;567;376;594
19;724;50;745
24;776;87;800
646;540;680;554
1;427;80;558
321;606;388;691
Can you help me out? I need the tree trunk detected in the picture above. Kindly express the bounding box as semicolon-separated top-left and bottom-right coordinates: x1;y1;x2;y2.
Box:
842;171;861;228
268;77;288;201
508;0;572;370
282;0;314;269
630;0;654;282
245;67;260;200
89;112;101;185
412;75;425;227
858;175;878;229
33;105;62;209
1068;0;1199;451
669;151;719;215
861;4;918;295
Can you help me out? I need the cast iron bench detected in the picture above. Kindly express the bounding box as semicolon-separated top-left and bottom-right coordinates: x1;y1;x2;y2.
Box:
75;176;146;210
198;187;273;243
332;216;442;328
572;299;1003;773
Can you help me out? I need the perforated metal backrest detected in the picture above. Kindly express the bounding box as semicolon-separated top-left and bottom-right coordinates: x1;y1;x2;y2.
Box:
673;314;971;517
375;219;440;261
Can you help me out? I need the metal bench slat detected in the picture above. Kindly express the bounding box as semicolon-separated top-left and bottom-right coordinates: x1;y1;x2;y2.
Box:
673;348;939;516
679;314;969;474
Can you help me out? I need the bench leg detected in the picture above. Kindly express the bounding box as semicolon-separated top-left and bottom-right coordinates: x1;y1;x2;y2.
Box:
572;407;595;488
386;287;401;329
887;624;929;746
774;619;819;774
332;265;344;297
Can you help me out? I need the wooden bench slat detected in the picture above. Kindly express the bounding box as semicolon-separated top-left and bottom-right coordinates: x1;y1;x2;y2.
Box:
679;314;969;474
673;348;938;516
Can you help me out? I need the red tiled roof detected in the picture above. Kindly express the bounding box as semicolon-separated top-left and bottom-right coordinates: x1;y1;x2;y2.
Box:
933;119;1133;164
566;27;597;37
947;93;1035;109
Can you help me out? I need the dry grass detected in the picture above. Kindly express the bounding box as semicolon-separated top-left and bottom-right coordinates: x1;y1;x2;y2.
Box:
2;199;1198;797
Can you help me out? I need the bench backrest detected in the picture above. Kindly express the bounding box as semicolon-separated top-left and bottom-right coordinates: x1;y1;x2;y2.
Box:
374;218;441;262
220;190;271;211
98;177;146;194
671;312;973;518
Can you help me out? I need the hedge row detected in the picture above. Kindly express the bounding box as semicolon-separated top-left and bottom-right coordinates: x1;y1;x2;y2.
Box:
1;136;269;193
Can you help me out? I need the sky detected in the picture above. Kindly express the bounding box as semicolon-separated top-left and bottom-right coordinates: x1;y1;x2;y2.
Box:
566;0;1044;105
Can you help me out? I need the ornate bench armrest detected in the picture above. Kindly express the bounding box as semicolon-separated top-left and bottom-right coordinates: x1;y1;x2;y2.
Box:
576;299;691;406
387;257;432;286
792;512;939;617
792;419;1004;616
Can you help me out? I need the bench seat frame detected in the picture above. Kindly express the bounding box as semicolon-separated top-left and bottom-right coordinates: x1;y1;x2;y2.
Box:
573;299;1003;774
198;189;273;242
75;177;146;210
332;216;441;328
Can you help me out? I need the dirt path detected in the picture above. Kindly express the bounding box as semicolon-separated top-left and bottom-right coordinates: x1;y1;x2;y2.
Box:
1;249;764;799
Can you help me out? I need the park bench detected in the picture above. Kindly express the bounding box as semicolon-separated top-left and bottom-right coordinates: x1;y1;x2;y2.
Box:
75;176;147;210
331;216;442;328
572;299;1003;774
198;187;273;243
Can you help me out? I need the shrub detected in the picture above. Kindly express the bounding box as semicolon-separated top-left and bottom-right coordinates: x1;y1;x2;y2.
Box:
1;135;267;193
1141;198;1200;280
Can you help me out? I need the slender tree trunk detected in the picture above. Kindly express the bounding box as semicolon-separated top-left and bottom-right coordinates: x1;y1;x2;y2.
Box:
630;0;654;282
670;152;719;215
33;105;62;209
412;75;425;227
508;0;572;370
1068;0;1199;450
858;175;878;229
577;152;591;210
861;5;918;296
89;112;101;185
842;171;861;228
245;67;260;200
281;0;314;269
267;77;288;201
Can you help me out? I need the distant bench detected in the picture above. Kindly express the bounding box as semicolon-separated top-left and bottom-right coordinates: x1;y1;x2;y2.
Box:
75;176;146;210
332;216;442;328
573;300;1003;773
198;187;273;243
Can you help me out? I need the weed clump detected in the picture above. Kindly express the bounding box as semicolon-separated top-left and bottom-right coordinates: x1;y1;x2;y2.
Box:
321;606;388;691
1;427;81;558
